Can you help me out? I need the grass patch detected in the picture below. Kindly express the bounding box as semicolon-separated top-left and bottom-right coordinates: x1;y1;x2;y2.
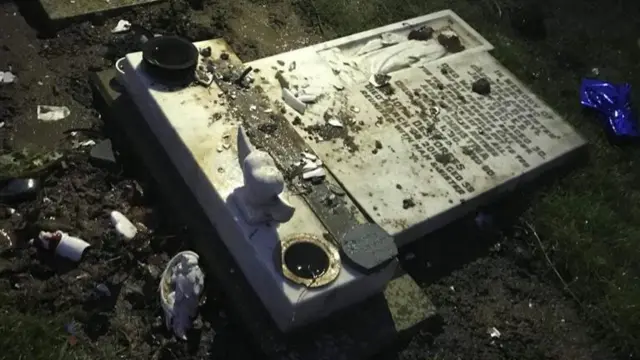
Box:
293;0;640;355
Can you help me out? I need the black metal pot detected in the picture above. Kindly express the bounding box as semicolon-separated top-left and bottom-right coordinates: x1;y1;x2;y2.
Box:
141;34;199;85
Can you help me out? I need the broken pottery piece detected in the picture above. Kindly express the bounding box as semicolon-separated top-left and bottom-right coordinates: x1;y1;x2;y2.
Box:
160;251;205;340
37;105;70;122
110;211;138;240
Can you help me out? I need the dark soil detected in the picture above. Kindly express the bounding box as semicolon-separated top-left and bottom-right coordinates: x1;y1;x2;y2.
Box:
0;0;624;359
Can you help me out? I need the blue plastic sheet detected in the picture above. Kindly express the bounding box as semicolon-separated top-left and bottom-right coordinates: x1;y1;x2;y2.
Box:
580;79;639;138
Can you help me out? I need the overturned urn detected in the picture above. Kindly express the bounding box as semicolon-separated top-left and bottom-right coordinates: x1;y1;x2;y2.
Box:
278;233;341;288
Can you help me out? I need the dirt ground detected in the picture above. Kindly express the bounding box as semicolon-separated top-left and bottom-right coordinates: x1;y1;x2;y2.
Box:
0;0;628;359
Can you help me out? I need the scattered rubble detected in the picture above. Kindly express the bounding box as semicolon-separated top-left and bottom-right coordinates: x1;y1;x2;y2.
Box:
437;30;465;53
282;87;306;114
472;78;491;95
110;211;138;240
37;105;70;122
111;19;132;34
0;70;15;84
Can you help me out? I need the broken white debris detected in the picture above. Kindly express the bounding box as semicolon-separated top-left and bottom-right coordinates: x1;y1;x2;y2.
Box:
195;70;214;87
38;231;90;262
110;211;138;240
301;152;317;161
302;158;322;171
282;88;306;114
96;283;112;297
488;327;501;339
0;71;16;84
37;105;70;122
111;19;132;34
297;93;318;104
160;251;206;340
327;118;343;128
303;167;326;180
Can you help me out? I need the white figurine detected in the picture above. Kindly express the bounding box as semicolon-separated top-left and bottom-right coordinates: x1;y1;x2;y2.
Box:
234;126;295;225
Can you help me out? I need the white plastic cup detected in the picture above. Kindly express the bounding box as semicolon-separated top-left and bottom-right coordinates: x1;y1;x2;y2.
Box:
56;233;91;262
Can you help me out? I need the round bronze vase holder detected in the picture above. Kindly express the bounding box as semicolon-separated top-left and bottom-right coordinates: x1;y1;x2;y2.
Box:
276;233;341;288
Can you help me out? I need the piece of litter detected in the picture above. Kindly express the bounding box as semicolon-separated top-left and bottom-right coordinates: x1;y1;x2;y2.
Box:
488;327;501;338
303;167;326;180
333;84;345;91
111;19;132;34
0;71;16;84
38;231;90;262
282;88;306;114
37;105;70;122
96;283;112;297
160;251;205;340
288;61;296;71
110;211;138;240
328;118;344;127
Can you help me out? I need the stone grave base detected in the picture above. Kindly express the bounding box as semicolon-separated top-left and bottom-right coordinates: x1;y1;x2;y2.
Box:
38;0;163;22
90;68;439;360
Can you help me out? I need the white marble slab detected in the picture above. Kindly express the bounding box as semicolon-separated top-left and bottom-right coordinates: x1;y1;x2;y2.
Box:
118;39;397;333
246;10;586;247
